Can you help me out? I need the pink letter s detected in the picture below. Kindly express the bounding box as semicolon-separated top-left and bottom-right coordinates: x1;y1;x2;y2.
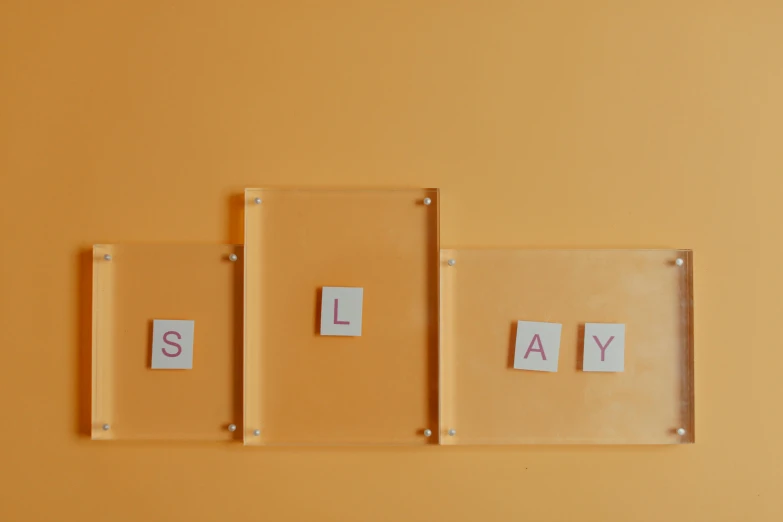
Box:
162;331;182;357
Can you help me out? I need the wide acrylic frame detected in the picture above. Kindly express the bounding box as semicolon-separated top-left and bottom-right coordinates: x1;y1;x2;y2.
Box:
244;188;440;446
91;244;243;441
439;249;694;445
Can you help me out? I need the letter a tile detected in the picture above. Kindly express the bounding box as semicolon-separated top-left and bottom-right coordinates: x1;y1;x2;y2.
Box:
513;321;562;372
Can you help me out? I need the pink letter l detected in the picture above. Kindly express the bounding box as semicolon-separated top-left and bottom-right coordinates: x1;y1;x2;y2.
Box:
333;299;350;325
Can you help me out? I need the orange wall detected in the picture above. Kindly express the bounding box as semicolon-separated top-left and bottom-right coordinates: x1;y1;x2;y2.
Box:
1;1;781;521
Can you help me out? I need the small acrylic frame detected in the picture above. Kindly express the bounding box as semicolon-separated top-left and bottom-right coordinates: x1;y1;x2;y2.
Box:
91;244;243;440
244;189;439;445
440;249;694;445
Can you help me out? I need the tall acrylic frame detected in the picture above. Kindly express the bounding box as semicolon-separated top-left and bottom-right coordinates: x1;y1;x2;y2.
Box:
243;188;440;445
439;249;694;445
91;244;243;441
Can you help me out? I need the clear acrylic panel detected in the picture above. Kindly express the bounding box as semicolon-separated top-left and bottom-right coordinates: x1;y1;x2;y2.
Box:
91;244;243;441
244;188;439;445
440;249;694;445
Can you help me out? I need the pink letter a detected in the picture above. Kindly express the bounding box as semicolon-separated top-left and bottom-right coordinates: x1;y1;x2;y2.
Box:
523;334;547;360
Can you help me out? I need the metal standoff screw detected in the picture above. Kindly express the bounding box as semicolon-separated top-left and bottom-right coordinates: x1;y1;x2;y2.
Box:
423;429;432;437
675;258;684;267
253;429;261;436
423;197;432;206
448;259;456;266
102;424;110;431
228;253;238;262
103;254;112;261
228;424;237;432
254;197;262;205
677;428;686;436
448;429;457;436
